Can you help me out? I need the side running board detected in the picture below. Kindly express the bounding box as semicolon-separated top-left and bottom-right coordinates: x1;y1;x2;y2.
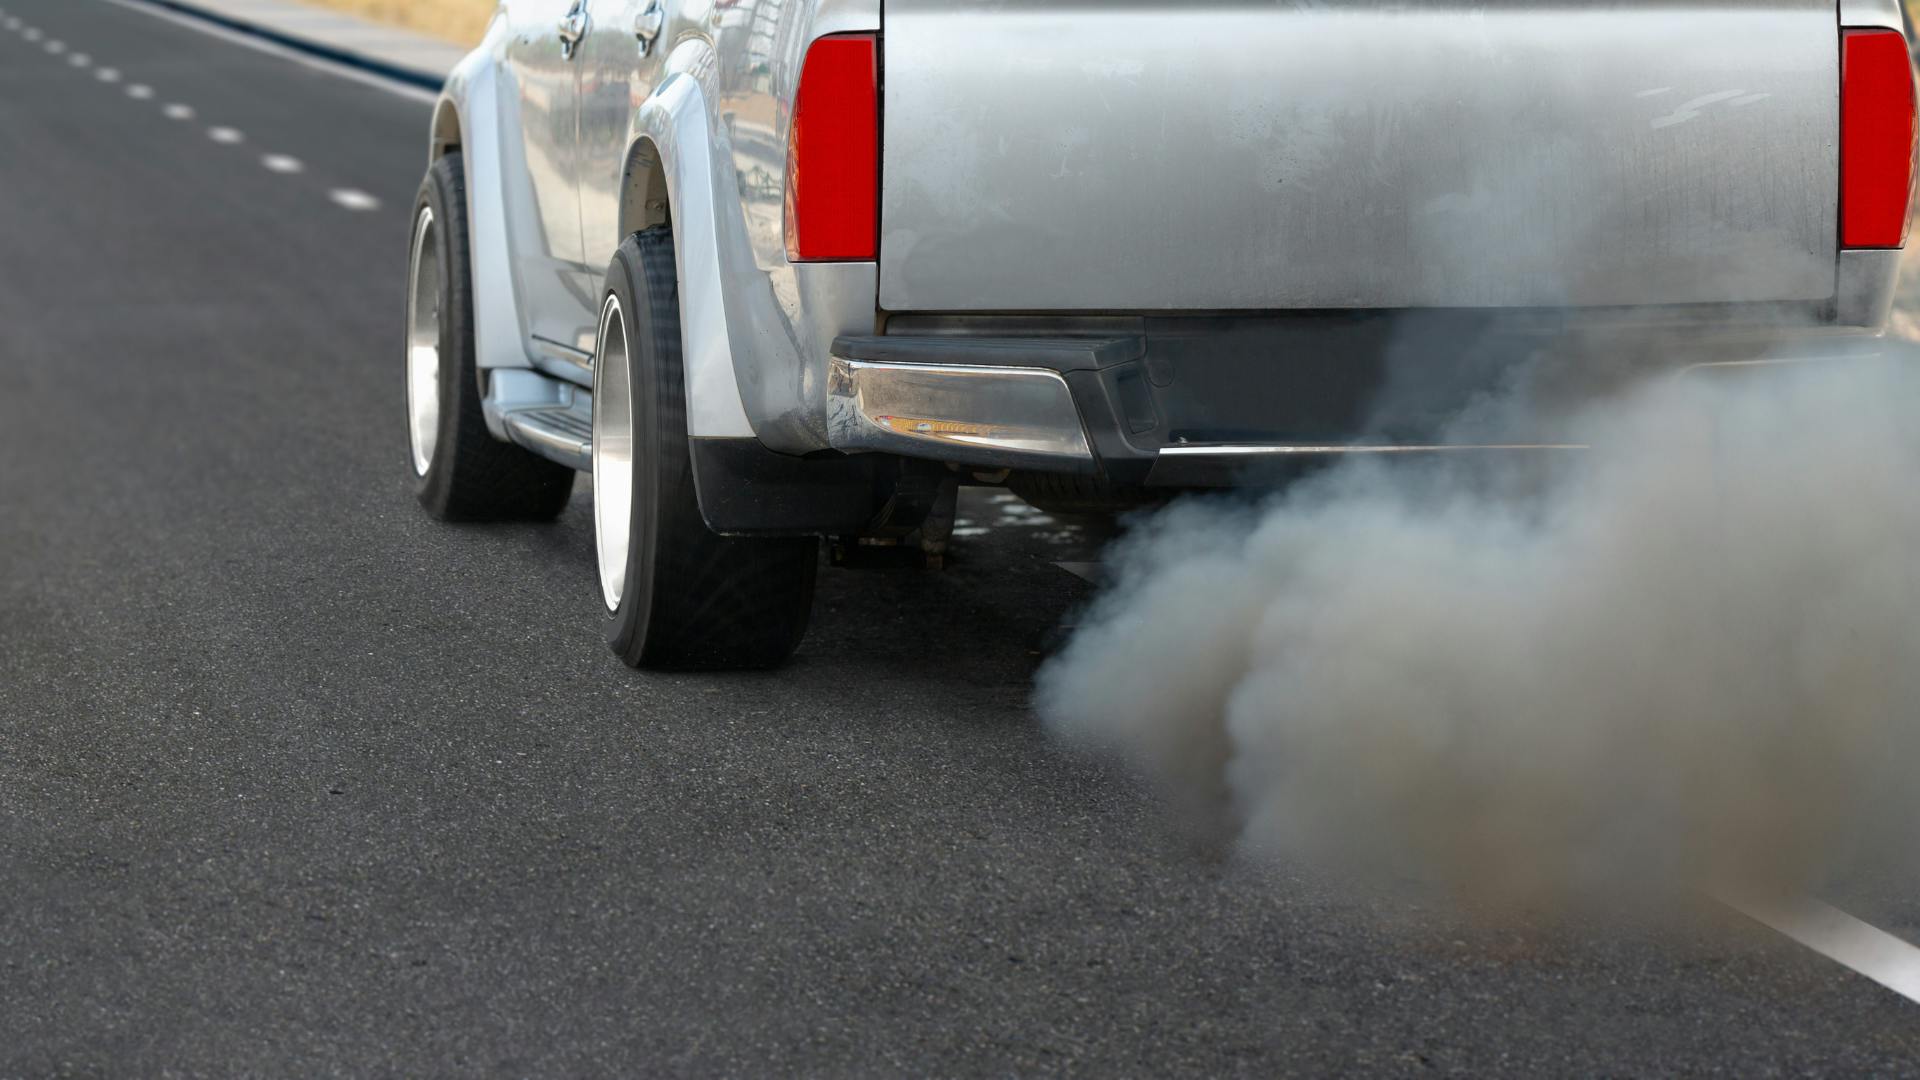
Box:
502;402;592;472
484;370;594;472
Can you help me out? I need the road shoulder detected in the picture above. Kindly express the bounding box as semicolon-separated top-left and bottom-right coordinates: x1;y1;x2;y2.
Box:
119;0;465;87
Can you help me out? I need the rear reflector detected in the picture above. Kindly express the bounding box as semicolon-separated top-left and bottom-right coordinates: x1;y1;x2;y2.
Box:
785;34;879;262
1842;28;1917;248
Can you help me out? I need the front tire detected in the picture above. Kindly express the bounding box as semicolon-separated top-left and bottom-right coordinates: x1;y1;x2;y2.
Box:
594;228;819;671
407;154;574;522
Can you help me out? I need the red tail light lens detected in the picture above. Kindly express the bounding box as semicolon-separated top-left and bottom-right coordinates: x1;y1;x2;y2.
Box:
785;34;879;262
1841;28;1917;248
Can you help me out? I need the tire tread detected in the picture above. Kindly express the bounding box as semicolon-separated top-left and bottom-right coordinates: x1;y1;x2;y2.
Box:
414;154;575;523
609;228;817;671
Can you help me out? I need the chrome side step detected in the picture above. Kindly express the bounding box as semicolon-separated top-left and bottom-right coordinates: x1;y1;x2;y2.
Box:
482;369;594;472
502;402;592;471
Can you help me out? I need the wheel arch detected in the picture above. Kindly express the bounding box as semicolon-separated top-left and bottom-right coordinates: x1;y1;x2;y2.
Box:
618;136;671;241
429;51;535;407
429;96;463;161
628;70;757;440
619;11;882;452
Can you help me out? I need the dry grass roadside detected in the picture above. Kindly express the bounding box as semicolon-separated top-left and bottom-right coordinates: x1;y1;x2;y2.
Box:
287;0;497;45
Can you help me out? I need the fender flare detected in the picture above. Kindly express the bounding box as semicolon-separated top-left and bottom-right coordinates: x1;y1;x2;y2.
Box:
630;74;757;440
432;56;529;386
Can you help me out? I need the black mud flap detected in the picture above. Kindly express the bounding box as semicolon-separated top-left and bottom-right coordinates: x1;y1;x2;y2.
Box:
688;438;939;538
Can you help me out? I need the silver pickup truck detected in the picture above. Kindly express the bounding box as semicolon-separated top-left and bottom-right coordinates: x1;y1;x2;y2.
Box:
403;0;1918;670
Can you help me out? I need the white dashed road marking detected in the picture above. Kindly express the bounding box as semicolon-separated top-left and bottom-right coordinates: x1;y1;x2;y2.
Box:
30;4;458;253
329;189;381;212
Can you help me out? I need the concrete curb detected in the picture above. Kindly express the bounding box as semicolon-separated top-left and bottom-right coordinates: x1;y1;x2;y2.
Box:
125;0;453;91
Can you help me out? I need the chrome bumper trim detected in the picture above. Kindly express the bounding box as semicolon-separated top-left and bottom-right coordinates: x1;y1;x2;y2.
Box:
826;356;1096;470
1158;443;1589;457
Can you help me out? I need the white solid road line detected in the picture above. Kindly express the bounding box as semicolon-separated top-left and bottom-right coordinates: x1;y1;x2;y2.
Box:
261;154;304;175
164;103;196;121
98;0;436;105
1727;895;1920;1006
207;127;245;145
329;189;382;212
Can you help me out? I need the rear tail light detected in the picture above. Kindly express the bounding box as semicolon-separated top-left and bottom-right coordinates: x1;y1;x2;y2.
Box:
1841;28;1917;248
785;34;879;262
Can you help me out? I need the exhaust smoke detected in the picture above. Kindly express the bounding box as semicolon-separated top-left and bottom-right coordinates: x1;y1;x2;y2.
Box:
1038;355;1920;909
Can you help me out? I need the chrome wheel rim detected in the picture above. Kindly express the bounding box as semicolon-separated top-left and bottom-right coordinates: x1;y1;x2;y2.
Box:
404;206;441;477
592;295;634;613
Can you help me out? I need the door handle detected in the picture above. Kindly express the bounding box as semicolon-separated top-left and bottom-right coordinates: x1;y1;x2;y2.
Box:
558;3;589;60
635;0;664;56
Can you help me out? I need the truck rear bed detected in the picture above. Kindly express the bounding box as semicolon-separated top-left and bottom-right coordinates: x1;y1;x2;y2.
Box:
879;2;1841;313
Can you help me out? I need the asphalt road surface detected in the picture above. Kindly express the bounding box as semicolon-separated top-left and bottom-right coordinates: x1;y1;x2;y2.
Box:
3;1;1920;1075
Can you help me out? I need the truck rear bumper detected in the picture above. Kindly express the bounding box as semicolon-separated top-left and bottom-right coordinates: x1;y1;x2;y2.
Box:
826;337;1127;474
828;313;1899;488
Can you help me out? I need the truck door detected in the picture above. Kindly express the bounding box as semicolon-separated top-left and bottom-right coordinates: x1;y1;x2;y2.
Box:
501;0;597;354
574;0;671;285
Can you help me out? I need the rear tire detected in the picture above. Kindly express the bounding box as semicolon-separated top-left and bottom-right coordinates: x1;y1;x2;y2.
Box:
407;154;574;522
594;228;818;671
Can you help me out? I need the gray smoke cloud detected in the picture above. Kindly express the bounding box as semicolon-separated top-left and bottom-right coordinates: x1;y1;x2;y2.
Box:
1037;355;1920;908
